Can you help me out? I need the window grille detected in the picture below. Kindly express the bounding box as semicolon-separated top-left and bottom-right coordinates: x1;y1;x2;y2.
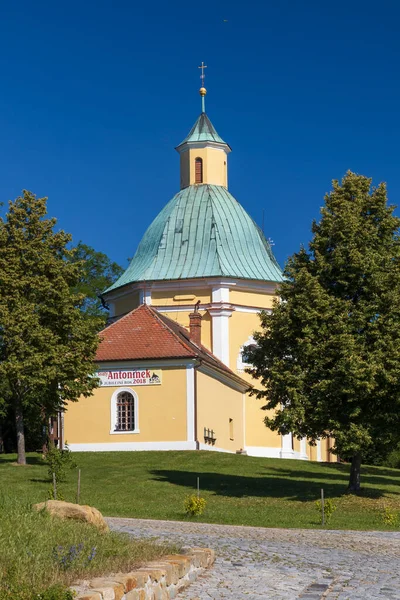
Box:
195;158;203;183
115;391;135;431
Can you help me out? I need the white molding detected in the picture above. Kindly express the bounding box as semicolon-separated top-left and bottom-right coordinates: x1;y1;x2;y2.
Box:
176;141;231;154
104;277;279;303
316;439;322;462
237;335;256;372
300;437;308;460
234;306;272;314
246;446;308;460
245;446;282;458
154;304;272;315
156;306;209;313
212;285;230;303
198;363;248;393
198;443;235;453
68;441;197;452
281;433;295;459
209;285;233;366
210;309;231;366
242;393;246;449
61;412;65;450
186;364;195;443
110;387;139;435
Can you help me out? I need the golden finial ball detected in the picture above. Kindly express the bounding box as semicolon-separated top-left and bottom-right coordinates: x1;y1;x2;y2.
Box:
199;87;207;96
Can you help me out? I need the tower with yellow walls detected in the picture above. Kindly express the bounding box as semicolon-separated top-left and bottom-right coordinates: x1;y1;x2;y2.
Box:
102;68;331;461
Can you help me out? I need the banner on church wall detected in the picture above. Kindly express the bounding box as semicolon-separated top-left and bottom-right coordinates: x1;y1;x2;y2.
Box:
97;369;162;387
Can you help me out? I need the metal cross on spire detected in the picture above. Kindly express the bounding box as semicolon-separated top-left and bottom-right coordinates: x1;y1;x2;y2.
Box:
198;61;207;86
198;62;207;113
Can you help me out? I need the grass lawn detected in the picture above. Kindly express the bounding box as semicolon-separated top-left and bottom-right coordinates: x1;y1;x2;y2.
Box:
0;494;176;600
1;451;400;530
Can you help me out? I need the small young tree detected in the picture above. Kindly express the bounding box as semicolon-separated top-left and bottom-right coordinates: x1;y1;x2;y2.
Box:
246;172;400;491
0;191;101;464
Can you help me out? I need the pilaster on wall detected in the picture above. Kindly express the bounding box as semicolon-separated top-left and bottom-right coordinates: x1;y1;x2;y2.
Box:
209;284;234;367
316;438;322;462
300;437;308;460
139;287;152;305
186;364;195;444
280;432;295;459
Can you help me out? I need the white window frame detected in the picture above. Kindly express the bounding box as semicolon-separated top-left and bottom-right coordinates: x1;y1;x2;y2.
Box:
110;387;140;435
237;335;256;372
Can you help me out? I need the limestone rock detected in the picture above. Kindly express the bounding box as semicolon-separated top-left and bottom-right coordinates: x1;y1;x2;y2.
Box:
33;500;109;532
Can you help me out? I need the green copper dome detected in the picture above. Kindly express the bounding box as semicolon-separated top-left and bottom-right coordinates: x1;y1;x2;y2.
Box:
105;184;282;293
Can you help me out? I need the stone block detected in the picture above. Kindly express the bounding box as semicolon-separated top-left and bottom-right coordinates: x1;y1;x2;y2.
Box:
146;561;178;585
90;588;115;600
89;579;125;600
125;590;141;600
75;593;102;600
162;555;191;578
125;570;149;588
112;572;138;591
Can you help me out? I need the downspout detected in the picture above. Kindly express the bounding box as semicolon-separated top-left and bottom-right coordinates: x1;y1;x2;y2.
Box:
194;359;201;450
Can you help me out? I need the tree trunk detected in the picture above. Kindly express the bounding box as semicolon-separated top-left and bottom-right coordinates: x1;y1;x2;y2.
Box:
15;397;26;465
348;453;362;492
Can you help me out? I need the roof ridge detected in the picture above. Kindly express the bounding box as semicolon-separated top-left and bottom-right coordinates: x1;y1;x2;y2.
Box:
207;184;224;276
176;112;228;148
145;305;197;356
151;306;241;377
101;303;145;333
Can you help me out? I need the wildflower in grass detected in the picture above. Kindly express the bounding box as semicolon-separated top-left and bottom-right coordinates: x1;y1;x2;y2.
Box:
87;546;97;563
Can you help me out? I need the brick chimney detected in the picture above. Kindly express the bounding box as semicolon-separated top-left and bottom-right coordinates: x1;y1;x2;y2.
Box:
189;310;202;346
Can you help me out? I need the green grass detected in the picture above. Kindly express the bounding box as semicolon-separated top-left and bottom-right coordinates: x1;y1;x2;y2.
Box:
0;494;177;600
1;451;400;531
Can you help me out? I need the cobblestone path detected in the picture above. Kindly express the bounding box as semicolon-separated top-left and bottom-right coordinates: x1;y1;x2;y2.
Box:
108;518;400;600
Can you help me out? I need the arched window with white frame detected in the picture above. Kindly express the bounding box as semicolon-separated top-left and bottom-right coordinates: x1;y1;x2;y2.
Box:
237;336;257;372
110;388;139;434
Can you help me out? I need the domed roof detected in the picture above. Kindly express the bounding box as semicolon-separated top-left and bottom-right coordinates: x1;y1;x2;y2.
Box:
105;184;282;293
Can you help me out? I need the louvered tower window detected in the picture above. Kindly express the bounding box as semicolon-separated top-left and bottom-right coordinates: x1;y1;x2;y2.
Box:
195;158;203;184
115;391;135;431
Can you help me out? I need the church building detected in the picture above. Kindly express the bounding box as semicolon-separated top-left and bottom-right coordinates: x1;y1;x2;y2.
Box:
64;70;333;462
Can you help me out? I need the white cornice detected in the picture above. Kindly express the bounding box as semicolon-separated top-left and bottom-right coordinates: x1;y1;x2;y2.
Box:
104;277;279;302
176;141;231;154
155;303;272;315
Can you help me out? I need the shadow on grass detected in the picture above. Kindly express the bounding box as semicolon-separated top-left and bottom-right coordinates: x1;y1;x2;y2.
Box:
0;455;43;466
151;469;390;501
263;464;400;488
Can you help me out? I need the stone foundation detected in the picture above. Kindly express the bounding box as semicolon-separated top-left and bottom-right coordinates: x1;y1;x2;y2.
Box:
71;547;215;600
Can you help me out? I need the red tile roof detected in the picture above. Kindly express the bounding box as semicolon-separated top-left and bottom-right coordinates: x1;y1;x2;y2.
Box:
96;304;195;361
96;304;247;387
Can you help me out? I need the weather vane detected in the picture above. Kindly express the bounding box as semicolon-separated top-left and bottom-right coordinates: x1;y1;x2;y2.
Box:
198;62;207;113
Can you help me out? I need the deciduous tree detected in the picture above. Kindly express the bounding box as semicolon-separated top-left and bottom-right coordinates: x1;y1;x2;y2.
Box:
0;191;100;464
69;242;123;323
246;172;400;491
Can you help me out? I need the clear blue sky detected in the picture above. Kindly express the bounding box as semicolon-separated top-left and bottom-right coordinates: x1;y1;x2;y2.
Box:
1;1;399;270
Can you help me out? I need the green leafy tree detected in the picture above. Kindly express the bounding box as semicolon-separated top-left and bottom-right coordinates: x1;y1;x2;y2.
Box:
0;191;101;465
69;242;123;322
246;172;400;491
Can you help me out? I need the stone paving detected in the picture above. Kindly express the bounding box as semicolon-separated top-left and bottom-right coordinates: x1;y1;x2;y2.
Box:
108;517;400;600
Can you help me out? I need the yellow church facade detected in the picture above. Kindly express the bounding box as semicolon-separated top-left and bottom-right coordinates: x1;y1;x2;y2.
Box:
64;79;333;463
